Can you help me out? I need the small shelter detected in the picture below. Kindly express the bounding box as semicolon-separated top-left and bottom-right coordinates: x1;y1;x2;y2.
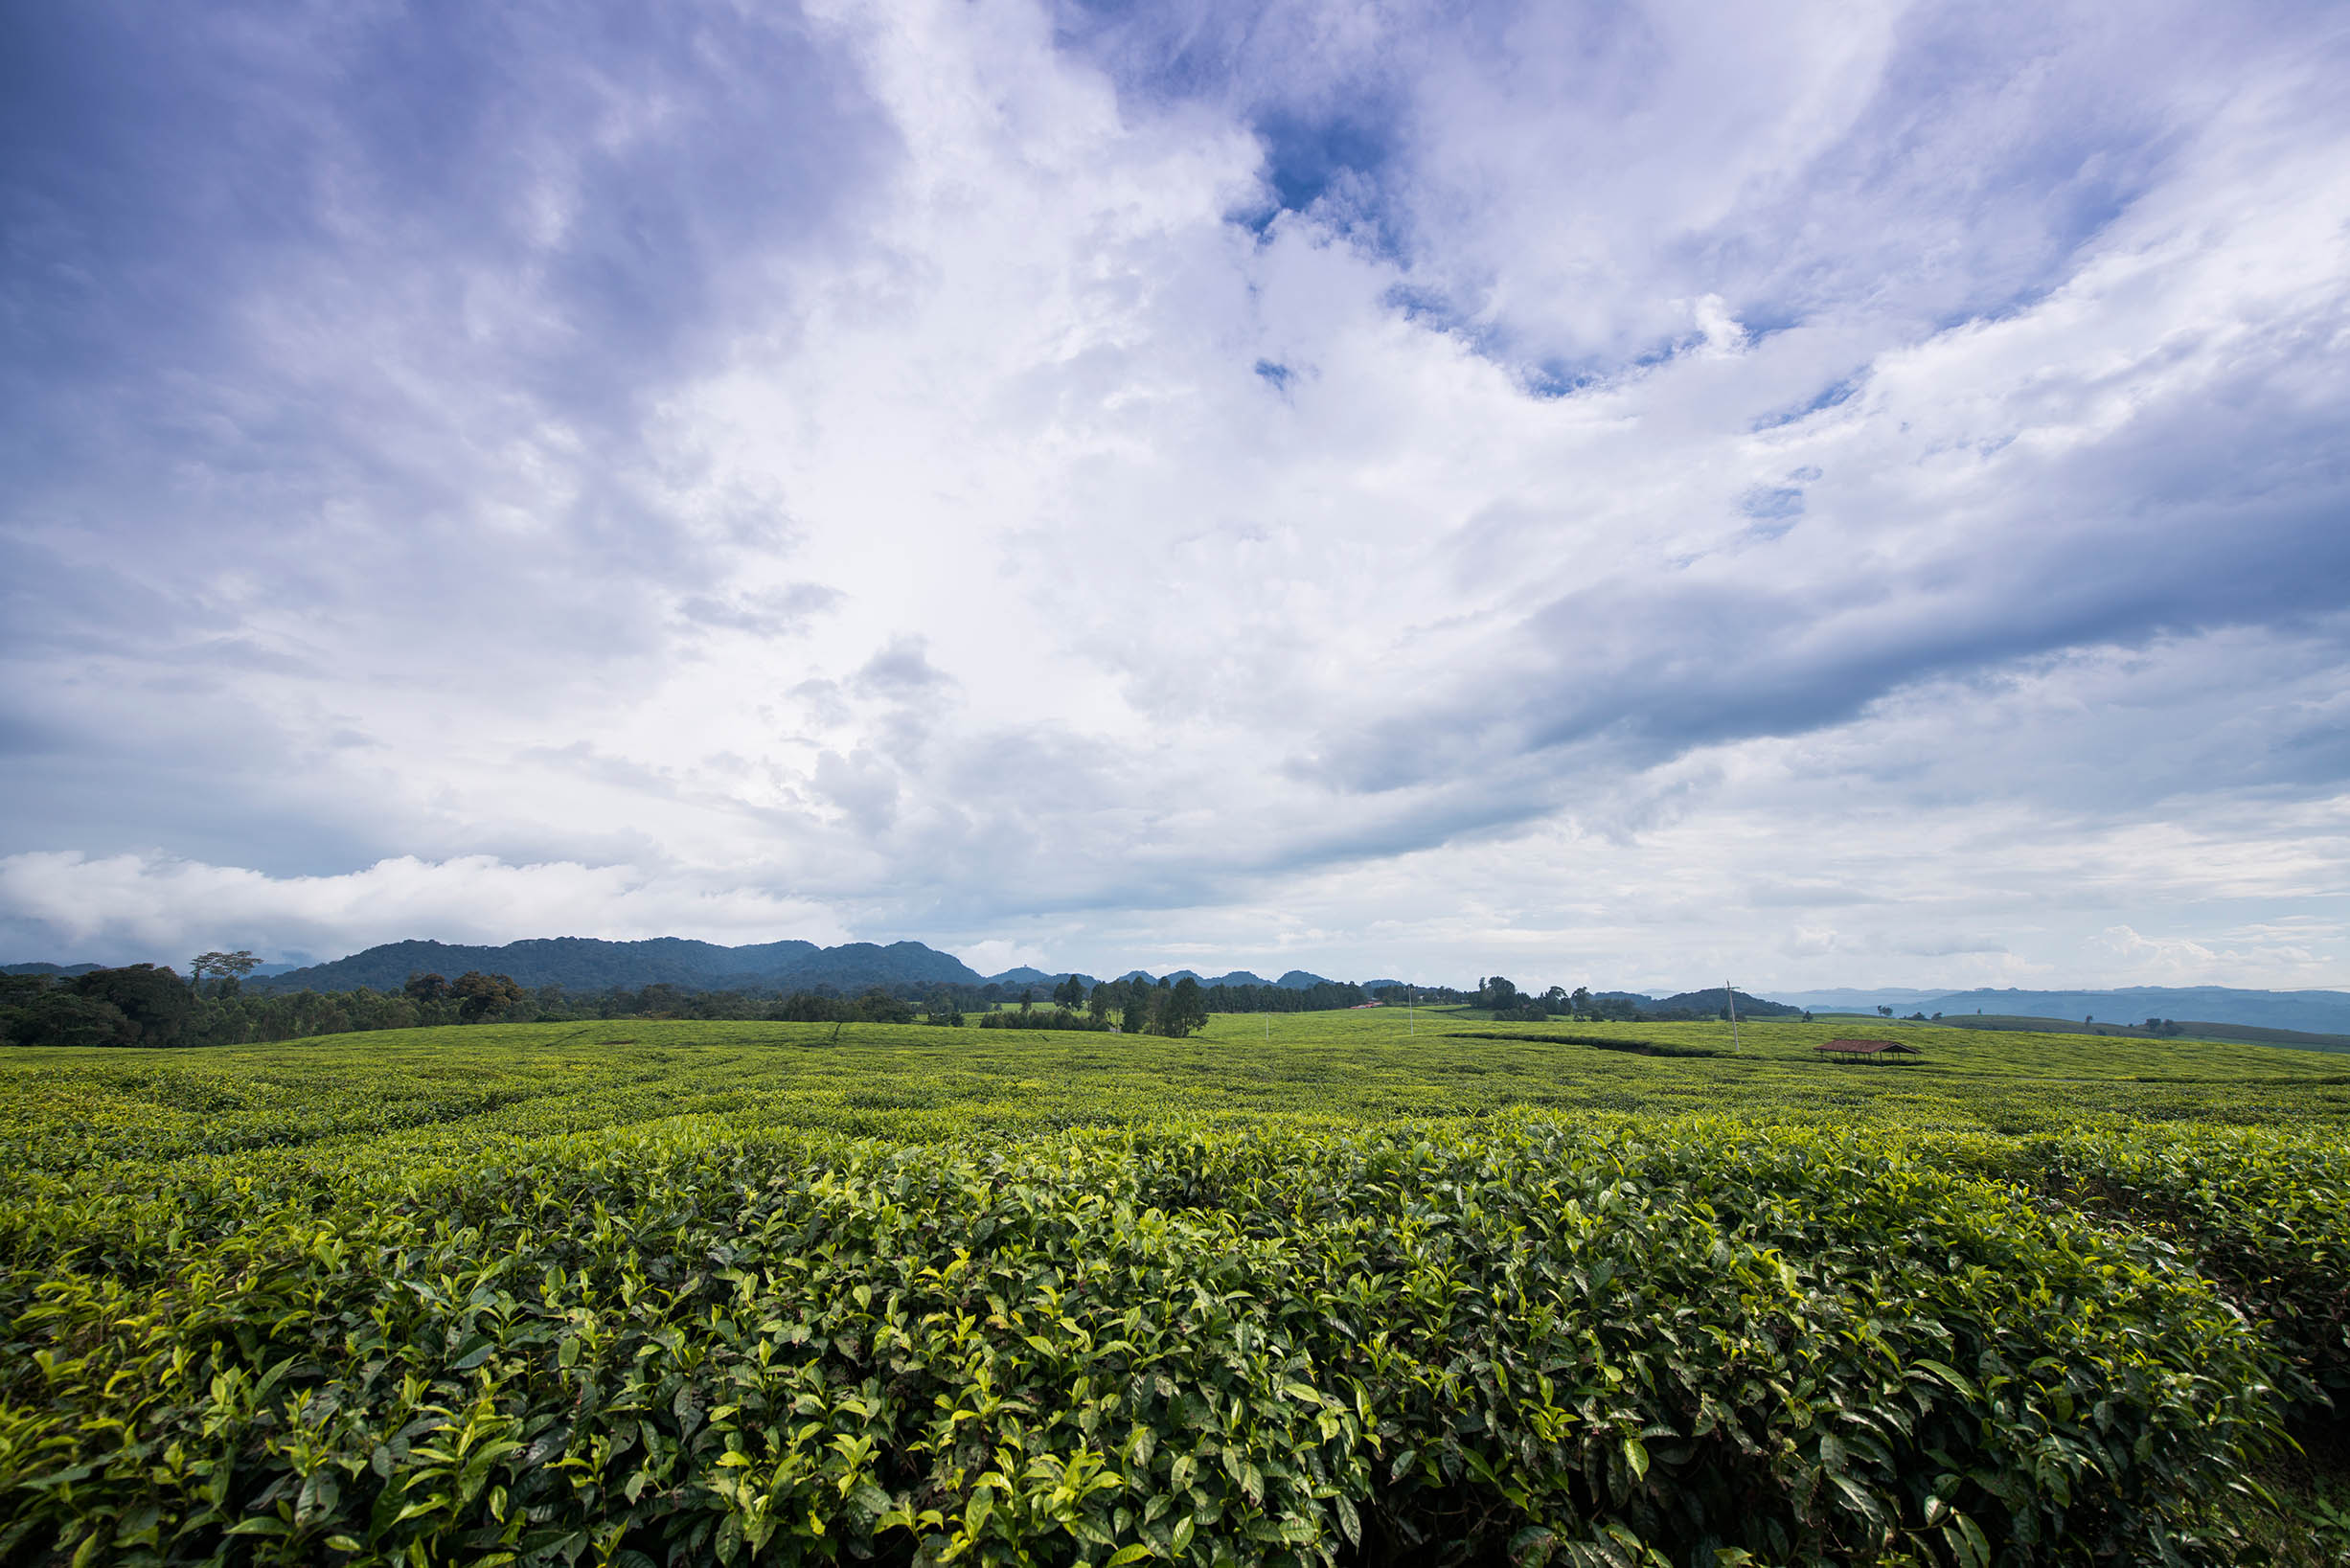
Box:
1813;1037;1922;1064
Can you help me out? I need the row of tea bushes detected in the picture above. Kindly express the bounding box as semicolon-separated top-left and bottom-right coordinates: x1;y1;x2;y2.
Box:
1;1116;2287;1566
2002;1125;2350;1419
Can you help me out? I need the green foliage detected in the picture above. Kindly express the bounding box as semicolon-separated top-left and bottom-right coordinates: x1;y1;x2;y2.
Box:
1187;980;1371;1015
764;989;918;1026
452;971;530;1023
250;937;975;998
3;965;198;1047
1;1012;2345;1565
1165;978;1208;1038
188;950;259;991
1649;989;1805;1020
978;1008;1110;1031
1992;1125;2350;1416
78;964;197;1044
0;980;133;1048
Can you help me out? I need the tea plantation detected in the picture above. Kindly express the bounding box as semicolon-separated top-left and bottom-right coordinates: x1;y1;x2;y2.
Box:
4;1012;2346;1566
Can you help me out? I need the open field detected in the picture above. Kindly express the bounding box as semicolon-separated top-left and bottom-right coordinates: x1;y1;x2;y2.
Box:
4;1011;2347;1566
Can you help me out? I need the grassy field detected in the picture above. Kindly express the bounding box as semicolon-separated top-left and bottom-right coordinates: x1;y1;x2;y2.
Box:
4;1011;2347;1566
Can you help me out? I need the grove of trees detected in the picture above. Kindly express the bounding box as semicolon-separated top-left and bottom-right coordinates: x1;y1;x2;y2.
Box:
5;957;1778;1050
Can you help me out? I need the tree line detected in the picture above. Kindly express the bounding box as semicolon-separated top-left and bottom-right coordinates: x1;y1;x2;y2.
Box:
1460;978;1806;1024
0;963;546;1049
1467;977;1628;1023
1;965;1224;1047
2;959;1771;1050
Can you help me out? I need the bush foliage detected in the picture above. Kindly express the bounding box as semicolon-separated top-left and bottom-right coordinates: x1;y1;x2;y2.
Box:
2;1013;2345;1566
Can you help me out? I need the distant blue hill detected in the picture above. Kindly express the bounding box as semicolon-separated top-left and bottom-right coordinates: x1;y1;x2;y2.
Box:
1112;968;1333;989
1769;987;1978;1011
1768;985;2350;1034
1652;989;1803;1018
1927;986;2350;1034
9;958;302;980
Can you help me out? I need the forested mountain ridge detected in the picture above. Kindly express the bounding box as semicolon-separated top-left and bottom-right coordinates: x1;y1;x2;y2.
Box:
244;942;1362;998
1651;989;1805;1018
246;937;983;994
18;938;2346;1034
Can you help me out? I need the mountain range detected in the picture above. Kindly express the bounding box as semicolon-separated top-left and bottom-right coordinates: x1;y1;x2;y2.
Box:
12;943;2348;1034
1133;969;1343;989
1795;986;2350;1036
238;943;1358;997
241;938;982;995
8;940;1364;996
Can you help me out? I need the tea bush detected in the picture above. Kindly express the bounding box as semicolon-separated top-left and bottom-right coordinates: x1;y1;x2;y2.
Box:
2012;1126;2350;1418
0;1118;2287;1567
3;1016;2343;1565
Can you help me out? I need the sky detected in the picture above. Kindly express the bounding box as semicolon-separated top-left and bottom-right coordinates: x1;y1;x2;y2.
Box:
4;0;2348;994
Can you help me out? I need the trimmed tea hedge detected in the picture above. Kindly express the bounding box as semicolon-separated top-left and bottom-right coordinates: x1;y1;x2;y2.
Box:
2012;1125;2350;1419
0;1117;2284;1567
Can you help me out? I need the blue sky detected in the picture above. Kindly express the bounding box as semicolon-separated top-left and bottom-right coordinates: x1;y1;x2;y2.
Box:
4;0;2347;991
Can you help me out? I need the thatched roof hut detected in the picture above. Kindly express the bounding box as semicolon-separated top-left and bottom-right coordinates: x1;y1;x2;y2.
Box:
1813;1037;1922;1063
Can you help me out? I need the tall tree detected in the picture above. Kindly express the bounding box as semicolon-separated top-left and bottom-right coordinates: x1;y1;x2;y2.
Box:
14;990;136;1047
450;971;526;1023
1164;976;1209;1038
187;949;259;998
72;965;194;1045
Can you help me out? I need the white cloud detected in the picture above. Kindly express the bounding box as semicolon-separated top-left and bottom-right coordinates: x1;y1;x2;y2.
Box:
0;852;849;965
4;0;2349;987
957;939;1051;977
2084;923;2339;989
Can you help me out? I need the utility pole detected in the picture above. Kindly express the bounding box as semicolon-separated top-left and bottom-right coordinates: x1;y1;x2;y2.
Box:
1726;980;1741;1055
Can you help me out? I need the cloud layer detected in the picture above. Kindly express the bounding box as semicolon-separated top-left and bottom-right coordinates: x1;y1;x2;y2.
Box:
4;0;2347;990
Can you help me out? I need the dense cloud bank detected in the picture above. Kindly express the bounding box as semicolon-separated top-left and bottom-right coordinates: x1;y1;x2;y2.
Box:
4;0;2347;989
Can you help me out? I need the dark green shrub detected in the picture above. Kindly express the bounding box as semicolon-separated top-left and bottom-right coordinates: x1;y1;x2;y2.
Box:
1;1119;2281;1567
